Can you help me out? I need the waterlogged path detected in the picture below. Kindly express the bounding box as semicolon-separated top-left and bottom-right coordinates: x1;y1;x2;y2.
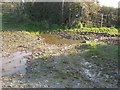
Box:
2;51;117;88
2;51;32;76
1;31;118;88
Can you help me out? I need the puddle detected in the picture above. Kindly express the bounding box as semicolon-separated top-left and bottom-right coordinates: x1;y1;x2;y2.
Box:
41;34;80;45
80;59;100;82
2;51;32;76
83;68;97;81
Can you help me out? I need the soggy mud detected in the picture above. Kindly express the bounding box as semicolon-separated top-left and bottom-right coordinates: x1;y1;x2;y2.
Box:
2;51;32;76
2;53;118;88
1;31;118;88
56;31;119;44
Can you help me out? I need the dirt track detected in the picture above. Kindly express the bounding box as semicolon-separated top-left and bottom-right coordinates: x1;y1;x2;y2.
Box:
1;31;118;88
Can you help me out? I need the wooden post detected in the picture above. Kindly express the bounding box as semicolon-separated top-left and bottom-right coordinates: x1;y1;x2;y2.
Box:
61;0;64;24
69;3;72;27
101;13;103;27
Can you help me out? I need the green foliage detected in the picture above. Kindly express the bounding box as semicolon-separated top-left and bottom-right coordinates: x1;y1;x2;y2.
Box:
85;44;118;62
85;41;106;49
39;20;49;30
72;20;83;28
66;27;118;35
42;54;50;60
2;2;119;34
86;41;97;49
81;41;118;69
85;21;93;28
2;2;118;27
3;20;63;33
24;2;62;24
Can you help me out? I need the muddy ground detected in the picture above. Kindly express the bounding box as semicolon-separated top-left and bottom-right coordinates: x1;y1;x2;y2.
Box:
1;31;118;88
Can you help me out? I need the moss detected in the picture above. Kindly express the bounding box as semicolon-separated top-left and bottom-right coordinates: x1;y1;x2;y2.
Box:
41;54;50;60
68;49;78;55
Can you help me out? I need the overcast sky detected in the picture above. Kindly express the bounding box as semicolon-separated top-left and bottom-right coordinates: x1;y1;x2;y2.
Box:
98;0;119;8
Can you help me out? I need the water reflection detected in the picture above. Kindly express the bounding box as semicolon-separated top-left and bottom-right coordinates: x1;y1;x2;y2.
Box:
2;51;32;76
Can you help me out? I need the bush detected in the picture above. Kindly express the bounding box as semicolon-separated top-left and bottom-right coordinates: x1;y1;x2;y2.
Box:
65;27;118;35
40;20;49;30
72;21;83;29
85;21;93;28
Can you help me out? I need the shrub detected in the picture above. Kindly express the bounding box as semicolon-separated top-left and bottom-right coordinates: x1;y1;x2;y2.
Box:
72;21;83;28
